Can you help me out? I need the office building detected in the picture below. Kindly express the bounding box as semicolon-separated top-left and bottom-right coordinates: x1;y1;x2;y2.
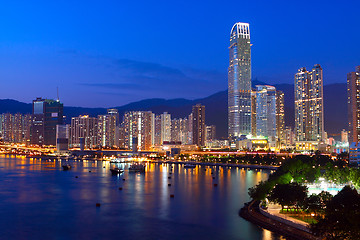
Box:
347;66;360;143
192;104;206;146
31;98;64;146
228;22;252;139
294;64;324;142
255;85;276;144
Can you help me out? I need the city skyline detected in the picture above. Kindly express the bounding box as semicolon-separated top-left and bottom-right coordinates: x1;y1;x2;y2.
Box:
0;1;359;107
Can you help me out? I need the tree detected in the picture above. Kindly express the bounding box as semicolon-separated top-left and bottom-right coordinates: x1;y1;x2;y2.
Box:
318;191;332;208
248;181;274;201
311;185;360;239
268;183;308;211
304;194;322;216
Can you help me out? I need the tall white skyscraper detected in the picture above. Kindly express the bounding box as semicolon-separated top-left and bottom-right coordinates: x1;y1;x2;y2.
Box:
228;22;252;139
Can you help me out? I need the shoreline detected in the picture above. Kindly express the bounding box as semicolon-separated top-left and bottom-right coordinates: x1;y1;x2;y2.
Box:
239;200;319;240
152;160;279;170
0;154;279;170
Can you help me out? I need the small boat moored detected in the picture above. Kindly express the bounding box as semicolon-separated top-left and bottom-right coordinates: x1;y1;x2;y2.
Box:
62;165;72;170
110;168;124;174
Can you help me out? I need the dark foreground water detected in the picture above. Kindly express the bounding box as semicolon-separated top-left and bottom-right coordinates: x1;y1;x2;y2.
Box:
0;156;284;240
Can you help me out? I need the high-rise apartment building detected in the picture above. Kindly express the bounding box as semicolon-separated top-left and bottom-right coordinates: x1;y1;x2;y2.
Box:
294;65;324;142
97;112;118;148
70;115;98;149
187;113;193;144
228;22;252;139
284;126;295;147
255;85;276;142
205;125;216;141
276;90;285;145
192;104;206;146
160;112;171;144
154;115;162;145
31;98;64;146
347;66;360;143
123;111;154;151
0;113;32;144
171;118;181;142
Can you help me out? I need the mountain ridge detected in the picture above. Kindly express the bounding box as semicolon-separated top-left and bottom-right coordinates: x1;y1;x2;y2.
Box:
0;82;347;138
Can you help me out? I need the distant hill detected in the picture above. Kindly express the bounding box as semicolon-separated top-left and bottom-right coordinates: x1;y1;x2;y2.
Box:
0;82;348;138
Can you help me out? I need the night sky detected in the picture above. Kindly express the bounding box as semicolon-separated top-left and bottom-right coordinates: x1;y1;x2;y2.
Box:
0;0;359;107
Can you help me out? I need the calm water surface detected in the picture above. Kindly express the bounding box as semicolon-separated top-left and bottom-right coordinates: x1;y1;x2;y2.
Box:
0;156;284;240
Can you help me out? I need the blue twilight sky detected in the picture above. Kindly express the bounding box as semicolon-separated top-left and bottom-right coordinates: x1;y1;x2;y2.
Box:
0;0;359;107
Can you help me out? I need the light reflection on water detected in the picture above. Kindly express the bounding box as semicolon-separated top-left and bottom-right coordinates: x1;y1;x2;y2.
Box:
0;156;284;240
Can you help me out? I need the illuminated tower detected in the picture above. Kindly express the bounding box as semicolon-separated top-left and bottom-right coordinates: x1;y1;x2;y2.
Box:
228;22;252;139
276;90;285;145
255;85;276;140
31;98;63;146
294;64;324;141
347;66;360;143
192;104;206;146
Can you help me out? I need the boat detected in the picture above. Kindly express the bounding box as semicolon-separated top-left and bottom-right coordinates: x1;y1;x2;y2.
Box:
129;163;146;172
62;165;72;170
184;163;196;168
110;168;124;174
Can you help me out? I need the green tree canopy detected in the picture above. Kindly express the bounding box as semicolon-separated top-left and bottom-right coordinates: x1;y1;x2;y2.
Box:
268;182;308;210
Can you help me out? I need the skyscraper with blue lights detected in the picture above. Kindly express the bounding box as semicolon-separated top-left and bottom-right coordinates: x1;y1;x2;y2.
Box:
228;22;252;139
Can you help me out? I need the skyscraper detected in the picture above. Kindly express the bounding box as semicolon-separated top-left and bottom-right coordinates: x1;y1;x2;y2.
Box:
276;90;285;145
205;125;216;141
97;111;118;148
31;98;64;146
294;64;324;142
160;112;171;144
192;104;206;146
255;85;276;141
70;115;98;149
228;22;252;139
123;111;154;151
347;66;360;143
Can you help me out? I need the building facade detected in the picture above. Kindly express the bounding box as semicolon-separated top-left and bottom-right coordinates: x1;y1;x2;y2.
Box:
228;22;252;139
294;65;324;142
160;112;171;144
70;115;98;149
347;66;360;143
255;85;276;143
276;90;285;145
192;104;206;146
123;111;154;151
31;98;64;146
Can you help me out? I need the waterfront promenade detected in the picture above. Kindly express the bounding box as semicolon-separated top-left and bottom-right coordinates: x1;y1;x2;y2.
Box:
240;201;319;240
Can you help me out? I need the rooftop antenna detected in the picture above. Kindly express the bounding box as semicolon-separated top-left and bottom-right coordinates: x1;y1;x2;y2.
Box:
57;87;59;102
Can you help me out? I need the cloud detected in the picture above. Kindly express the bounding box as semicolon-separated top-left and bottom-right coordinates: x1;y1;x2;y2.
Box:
67;51;226;99
80;82;145;90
